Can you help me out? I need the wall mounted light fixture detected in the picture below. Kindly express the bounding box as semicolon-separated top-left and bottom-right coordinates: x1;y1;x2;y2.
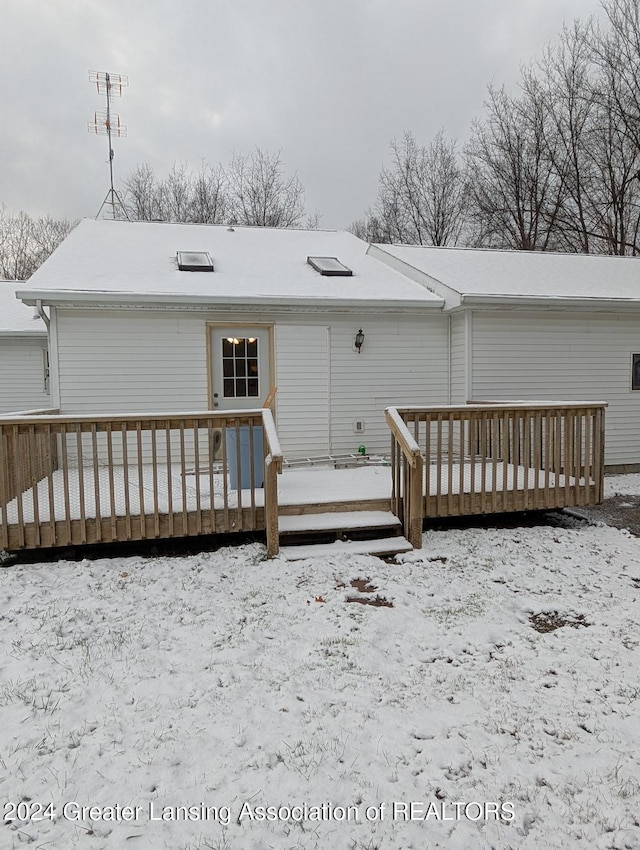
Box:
355;328;365;354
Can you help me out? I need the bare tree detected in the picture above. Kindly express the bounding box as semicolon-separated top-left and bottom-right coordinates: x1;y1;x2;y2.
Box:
227;148;306;227
122;163;164;221
595;0;640;152
519;10;640;256
350;131;468;245
122;149;308;228
189;161;229;224
524;23;597;253
348;214;390;243
0;207;75;279
465;85;565;250
589;0;640;253
362;131;468;245
348;0;640;256
583;89;640;254
160;162;193;222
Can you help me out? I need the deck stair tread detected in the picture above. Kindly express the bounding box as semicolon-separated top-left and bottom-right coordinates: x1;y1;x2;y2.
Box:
280;536;413;561
278;510;401;534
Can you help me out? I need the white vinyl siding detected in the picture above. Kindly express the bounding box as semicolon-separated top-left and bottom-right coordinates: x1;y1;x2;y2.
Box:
0;338;50;413
274;325;329;455
56;311;209;414
328;316;449;455
449;312;466;404
54;309;450;459
471;310;640;466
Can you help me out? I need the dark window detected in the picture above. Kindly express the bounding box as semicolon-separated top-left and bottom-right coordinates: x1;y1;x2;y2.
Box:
222;337;259;398
633;354;640;390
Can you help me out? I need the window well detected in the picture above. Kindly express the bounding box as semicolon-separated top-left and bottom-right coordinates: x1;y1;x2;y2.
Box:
177;251;214;272
307;256;352;276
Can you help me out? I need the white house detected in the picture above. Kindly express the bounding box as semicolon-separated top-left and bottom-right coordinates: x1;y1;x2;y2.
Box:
369;243;640;470
0;281;50;414
3;224;620;554
16;219;448;458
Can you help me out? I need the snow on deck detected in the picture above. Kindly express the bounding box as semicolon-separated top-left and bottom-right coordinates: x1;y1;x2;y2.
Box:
1;462;584;525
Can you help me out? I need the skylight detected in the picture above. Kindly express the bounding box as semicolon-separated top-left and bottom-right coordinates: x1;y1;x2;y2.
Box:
307;256;353;276
177;251;214;272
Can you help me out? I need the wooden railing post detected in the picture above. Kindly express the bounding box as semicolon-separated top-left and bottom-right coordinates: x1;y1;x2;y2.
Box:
264;455;279;557
409;453;423;548
385;407;424;549
261;407;283;558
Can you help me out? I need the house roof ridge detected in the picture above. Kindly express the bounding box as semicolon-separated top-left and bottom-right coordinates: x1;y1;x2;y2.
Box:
86;217;342;235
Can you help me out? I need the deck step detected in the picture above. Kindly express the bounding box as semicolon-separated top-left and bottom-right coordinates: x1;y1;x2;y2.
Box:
280;536;413;561
278;510;401;534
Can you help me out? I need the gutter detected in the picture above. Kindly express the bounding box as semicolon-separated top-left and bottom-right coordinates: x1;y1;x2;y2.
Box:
0;330;48;339
460;294;640;310
16;289;445;313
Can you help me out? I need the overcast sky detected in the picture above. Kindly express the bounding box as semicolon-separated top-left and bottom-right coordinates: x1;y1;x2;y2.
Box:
2;0;605;230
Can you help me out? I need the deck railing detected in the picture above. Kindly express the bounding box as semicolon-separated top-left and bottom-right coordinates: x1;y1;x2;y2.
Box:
388;402;606;523
385;407;424;548
0;409;282;552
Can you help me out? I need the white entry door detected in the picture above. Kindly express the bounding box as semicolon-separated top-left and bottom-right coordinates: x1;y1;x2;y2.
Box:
210;326;271;411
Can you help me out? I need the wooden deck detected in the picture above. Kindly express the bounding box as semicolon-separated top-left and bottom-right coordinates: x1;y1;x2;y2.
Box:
387;402;606;546
0;402;606;555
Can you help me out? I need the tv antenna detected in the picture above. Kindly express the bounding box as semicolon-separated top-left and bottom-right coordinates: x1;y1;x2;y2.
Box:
88;70;130;220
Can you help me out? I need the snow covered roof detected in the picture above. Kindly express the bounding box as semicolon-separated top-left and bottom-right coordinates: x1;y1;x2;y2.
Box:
371;243;640;308
0;281;46;336
18;219;443;311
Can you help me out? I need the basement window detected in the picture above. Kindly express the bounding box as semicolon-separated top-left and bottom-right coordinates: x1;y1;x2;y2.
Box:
307;256;352;276
177;251;214;272
633;354;640;390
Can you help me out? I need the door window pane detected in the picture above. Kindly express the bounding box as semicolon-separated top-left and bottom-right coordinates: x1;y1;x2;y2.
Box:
221;337;259;398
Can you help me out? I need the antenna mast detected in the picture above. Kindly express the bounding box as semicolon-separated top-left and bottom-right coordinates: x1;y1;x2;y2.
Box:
88;70;130;220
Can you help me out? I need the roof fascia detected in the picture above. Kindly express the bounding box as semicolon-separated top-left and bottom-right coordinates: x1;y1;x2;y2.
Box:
460;294;640;310
16;289;444;314
0;330;47;339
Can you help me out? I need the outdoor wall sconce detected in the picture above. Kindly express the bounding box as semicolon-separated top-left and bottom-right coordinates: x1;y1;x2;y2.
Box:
355;328;365;354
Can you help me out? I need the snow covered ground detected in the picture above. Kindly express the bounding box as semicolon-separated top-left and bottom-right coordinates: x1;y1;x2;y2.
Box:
2;511;640;848
605;474;640;499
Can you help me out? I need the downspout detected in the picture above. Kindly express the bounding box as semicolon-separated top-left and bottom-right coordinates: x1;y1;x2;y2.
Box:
35;299;53;404
447;314;452;405
35;299;50;330
326;326;332;454
464;310;473;402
